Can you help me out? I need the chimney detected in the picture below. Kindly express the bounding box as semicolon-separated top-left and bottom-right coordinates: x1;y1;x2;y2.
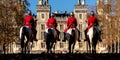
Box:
45;0;49;5
39;0;43;5
78;0;81;5
82;0;85;5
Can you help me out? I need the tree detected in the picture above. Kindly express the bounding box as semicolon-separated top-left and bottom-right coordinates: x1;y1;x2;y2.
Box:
97;0;120;53
0;0;30;52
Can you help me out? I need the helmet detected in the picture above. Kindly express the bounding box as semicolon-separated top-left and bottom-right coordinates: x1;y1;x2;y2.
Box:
51;13;54;17
27;10;32;15
90;11;95;15
70;12;74;16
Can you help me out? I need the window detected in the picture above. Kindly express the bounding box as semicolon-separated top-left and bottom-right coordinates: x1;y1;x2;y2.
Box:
41;32;44;40
79;24;82;30
60;42;64;48
41;14;44;19
41;24;45;30
41;42;45;48
79;14;82;19
60;24;64;30
79;43;82;48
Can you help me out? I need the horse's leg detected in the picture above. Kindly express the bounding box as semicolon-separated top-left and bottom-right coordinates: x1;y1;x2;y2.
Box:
50;41;56;53
68;44;71;53
72;42;75;53
46;40;50;53
87;41;91;53
49;40;55;53
92;39;97;53
20;33;25;54
68;40;72;53
25;31;31;54
87;38;91;53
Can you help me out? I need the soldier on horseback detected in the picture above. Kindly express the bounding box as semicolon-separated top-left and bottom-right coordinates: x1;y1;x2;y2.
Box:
23;10;38;41
84;11;102;42
45;13;60;41
63;12;80;42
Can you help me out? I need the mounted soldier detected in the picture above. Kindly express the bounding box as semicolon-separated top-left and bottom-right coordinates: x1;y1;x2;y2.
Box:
84;11;102;42
45;13;60;41
63;12;80;42
23;10;38;41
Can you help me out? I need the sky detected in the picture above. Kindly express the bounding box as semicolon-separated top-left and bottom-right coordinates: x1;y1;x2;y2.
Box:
28;0;98;15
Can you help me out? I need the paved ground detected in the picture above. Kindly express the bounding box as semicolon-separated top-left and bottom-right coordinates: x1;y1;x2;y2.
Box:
0;53;120;60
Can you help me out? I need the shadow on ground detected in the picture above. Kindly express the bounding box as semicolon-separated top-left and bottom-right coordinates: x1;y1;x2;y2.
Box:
0;53;120;60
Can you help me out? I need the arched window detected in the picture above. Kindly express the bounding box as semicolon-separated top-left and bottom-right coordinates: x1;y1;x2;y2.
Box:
79;14;82;19
41;14;44;19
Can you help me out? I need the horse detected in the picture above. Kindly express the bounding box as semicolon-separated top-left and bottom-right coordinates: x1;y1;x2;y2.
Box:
86;26;102;53
19;26;34;54
44;28;58;53
61;28;80;53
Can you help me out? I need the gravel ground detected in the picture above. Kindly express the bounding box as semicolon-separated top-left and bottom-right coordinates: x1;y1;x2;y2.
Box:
0;53;120;60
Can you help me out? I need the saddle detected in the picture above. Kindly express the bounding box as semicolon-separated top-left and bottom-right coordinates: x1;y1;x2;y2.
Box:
65;28;80;42
44;28;58;40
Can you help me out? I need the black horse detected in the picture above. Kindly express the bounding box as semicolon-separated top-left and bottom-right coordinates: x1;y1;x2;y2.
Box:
19;26;34;54
44;28;58;53
61;28;80;53
86;27;102;53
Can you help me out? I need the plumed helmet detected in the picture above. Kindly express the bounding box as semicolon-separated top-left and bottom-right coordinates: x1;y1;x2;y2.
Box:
51;13;54;17
27;10;31;15
70;12;74;16
90;11;95;15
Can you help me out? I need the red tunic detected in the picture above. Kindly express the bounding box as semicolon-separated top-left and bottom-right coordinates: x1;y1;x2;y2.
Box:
87;16;96;32
64;16;78;32
24;15;34;28
46;17;57;28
